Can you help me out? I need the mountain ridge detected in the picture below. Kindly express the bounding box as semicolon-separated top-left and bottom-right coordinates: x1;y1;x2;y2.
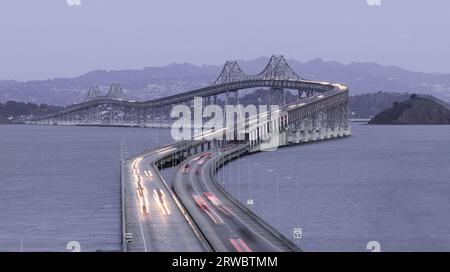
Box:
1;57;450;106
369;95;450;125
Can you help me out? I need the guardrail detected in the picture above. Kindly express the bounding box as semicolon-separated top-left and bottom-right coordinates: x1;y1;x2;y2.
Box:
122;144;214;252
151;159;213;252
119;85;347;251
208;144;302;252
120;159;127;252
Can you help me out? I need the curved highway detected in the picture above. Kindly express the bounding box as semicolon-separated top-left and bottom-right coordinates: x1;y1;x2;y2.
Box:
124;146;208;252
117;58;349;251
173;145;298;252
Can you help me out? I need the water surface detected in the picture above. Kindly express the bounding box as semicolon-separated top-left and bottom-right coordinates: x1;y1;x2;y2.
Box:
219;124;450;251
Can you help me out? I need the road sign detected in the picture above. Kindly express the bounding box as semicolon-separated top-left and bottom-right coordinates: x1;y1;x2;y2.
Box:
247;199;254;205
293;228;302;239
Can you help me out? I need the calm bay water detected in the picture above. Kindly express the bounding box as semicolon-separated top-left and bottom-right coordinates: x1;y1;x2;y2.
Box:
0;124;448;251
0;125;171;251
219;123;450;251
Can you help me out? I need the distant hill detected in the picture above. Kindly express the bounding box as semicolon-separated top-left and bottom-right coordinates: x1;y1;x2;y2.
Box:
0;101;62;124
1;57;450;106
369;94;450;125
349;92;412;119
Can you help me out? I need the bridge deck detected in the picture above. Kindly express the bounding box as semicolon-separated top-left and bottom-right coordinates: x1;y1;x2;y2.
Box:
122;152;207;252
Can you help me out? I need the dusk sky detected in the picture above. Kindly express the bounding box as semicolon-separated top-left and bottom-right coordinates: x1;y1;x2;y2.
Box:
0;0;449;80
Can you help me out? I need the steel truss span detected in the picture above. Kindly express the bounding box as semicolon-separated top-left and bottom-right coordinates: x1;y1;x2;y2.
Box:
27;55;348;129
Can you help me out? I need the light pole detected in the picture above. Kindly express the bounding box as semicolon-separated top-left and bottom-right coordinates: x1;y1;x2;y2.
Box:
284;176;294;238
19;227;41;252
222;154;226;189
237;154;241;202
295;176;300;247
228;155;232;193
253;163;264;215
215;151;225;188
247;159;251;210
89;204;112;251
275;170;280;233
263;169;278;223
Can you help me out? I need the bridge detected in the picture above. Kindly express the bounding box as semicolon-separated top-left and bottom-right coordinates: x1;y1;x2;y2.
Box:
27;55;351;251
26;55;344;129
117;56;350;251
84;83;127;102
122;84;350;251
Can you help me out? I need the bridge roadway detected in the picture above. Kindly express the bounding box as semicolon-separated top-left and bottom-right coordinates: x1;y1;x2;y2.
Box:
121;85;349;251
123;144;209;252
123;140;301;252
31;78;335;121
172;145;299;252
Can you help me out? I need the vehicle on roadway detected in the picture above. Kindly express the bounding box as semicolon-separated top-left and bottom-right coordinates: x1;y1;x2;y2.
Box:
203;192;232;216
136;186;147;198
192;193;224;224
136;186;149;215
183;164;190;174
139;196;149;215
153;189;171;215
192;193;208;210
229;238;252;252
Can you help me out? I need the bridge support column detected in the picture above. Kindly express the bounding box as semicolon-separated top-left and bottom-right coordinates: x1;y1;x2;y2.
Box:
304;119;311;143
279;131;287;147
297;89;304;101
295;129;301;144
270;88;286;107
311;115;317;141
110;104;114;125
143;108;148;127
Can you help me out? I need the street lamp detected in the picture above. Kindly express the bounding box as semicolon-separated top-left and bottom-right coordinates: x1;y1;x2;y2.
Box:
283;176;294;237
89;204;112;251
266;168;275;222
283;175;301;246
246;160;252;210
253;163;264;215
275;170;280;233
19;227;41;252
294;176;300;247
264;168;280;232
237;154;241;202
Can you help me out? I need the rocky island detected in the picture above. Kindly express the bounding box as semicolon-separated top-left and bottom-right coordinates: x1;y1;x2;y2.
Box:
369;94;450;125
